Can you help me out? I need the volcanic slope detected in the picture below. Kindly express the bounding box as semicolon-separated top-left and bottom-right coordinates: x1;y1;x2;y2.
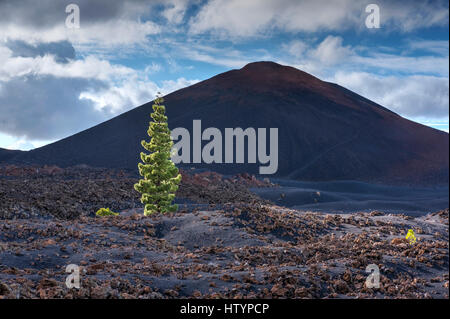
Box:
6;62;449;185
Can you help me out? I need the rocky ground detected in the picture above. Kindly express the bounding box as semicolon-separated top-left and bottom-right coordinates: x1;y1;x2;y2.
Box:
0;165;272;219
0;165;448;299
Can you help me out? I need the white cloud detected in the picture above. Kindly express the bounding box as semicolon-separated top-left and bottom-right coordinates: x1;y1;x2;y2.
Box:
6;139;36;151
279;36;354;75
310;36;353;65
0;0;161;49
189;0;449;37
380;0;449;31
189;0;281;37
0;39;198;141
0;131;55;151
80;76;199;114
353;53;449;77
166;41;258;68
280;36;449;78
281;40;308;58
160;77;200;92
69;20;160;46
0;46;135;82
407;39;449;55
145;62;163;74
331;71;449;120
161;0;190;24
1;20;160;48
183;50;250;68
0;74;106;140
188;0;362;37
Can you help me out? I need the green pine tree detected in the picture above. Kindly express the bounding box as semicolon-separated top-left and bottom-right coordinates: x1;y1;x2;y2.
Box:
134;95;182;216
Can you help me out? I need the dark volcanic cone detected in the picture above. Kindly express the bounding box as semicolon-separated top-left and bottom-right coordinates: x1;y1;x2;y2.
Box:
5;62;449;185
0;148;23;162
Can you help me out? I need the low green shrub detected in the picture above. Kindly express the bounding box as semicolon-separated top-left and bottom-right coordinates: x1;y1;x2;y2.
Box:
95;207;119;217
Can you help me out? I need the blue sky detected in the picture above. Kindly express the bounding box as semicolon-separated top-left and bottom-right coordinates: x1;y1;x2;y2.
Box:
0;0;448;150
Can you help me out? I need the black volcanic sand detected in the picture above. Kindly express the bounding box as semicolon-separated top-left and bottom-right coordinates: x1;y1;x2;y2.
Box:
0;167;268;220
0;167;448;299
0;207;448;299
252;179;449;216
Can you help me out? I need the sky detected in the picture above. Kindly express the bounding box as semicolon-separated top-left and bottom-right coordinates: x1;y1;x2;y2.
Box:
0;0;448;151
